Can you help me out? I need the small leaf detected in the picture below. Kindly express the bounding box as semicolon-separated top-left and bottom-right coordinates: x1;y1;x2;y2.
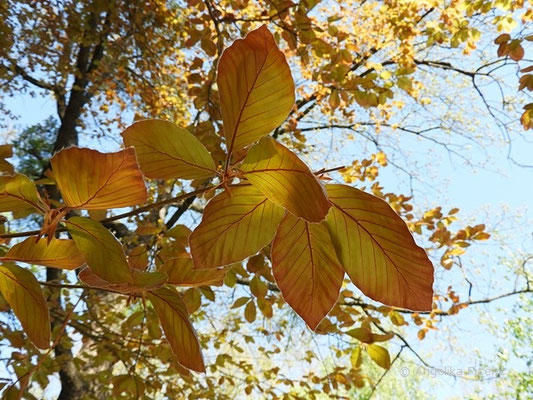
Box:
66;217;132;284
241;137;331;222
366;344;391;369
51;147;147;209
160;257;227;286
231;297;250;309
3;237;85;270
218;24;295;156
0;174;46;215
0;264;50;349
121;119;217;180
350;346;363;369
112;375;145;397
189;185;284;269
147;287;205;372
271;213;344;330
346;327;374;344
244;300;257;323
326;184;434;311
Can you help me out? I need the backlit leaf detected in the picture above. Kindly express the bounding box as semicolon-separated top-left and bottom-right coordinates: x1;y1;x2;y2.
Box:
0;174;46;215
218;25;294;155
147;287;205;372
3;237;85;270
189;185;284;269
51;147;147;209
121;119;217;180
326;184;434;311
367;344;391;369
0;144;14;174
241;137;330;222
271;213;344;330
0;264;50;349
66;217;132;284
161;257;227;286
78;267;167;294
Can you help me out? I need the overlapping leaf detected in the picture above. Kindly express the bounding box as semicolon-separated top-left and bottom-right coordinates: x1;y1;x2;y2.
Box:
0;174;46;215
51;147;147;209
121;119;217;180
78;267;167;294
0;264;50;349
325;184;434;311
271;213;344;330
66;217;132;284
161;257;227;287
240;137;330;222
3;237;85;270
147;287;205;372
189;185;284;269
218;24;295;156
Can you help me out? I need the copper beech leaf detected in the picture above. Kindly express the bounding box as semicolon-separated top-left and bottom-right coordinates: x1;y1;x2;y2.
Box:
121;119;217;180
66;217;132;284
271;213;344;330
2;237;85;270
325;184;434;311
147;287;205;372
189;185;284;269
78;267;167;294
218;24;295;156
0;264;50;349
240;137;330;222
0;174;47;216
161;257;227;286
50;147;147;209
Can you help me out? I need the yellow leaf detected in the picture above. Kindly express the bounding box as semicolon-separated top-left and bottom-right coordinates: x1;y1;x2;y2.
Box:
326;184;434;311
244;300;257;323
350;346;363;369
78;266;167;294
160;257;227;286
271;213;344;330
0;174;47;215
189;185;284;269
66;217;132;284
0;144;14;174
51;147;147;209
218;25;295;155
367;344;390;369
147;287;205;372
241;137;331;222
0;264;50;349
121;119;217;180
3;237;85;270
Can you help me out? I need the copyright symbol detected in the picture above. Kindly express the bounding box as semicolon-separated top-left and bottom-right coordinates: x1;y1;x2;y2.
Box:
400;367;410;377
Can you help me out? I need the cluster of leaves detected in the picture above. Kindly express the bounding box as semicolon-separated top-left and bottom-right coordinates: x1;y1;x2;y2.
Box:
0;27;435;385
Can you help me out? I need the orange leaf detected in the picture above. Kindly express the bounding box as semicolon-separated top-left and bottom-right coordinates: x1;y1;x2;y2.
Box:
3;237;85;270
326;184;434;311
147;287;205;372
66;217;132;284
0;174;47;216
121;119;217;180
161;257;227;286
240;137;331;222
51;147;147;209
271;213;344;330
0;264;50;349
218;25;295;156
189;185;284;269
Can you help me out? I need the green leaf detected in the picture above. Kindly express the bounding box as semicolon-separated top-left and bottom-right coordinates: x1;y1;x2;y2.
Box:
147;287;205;372
189;185;284;269
0;264;50;349
121;119;217;180
241;137;331;222
326;184;434;311
271;213;344;330
0;174;46;216
367;344;391;369
66;217;132;284
218;25;295;156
